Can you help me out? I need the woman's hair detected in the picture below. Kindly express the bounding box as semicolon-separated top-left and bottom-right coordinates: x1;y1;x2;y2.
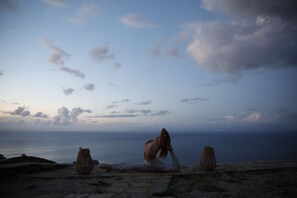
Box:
157;128;171;159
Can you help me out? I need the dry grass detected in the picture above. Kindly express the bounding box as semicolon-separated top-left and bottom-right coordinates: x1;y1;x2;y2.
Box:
167;169;297;197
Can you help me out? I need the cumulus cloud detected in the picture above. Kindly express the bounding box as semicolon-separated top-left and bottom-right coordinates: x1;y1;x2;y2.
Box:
42;0;66;8
34;112;49;118
222;108;297;128
184;0;297;74
84;83;95;91
90;44;115;63
53;107;70;125
69;107;91;122
10;107;30;117
243;112;272;123
68;2;101;25
180;97;209;104
53;106;91;125
63;88;74;95
120;13;155;28
43;37;86;78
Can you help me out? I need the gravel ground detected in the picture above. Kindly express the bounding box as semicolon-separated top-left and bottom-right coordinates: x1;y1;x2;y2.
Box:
166;169;297;197
1;161;297;198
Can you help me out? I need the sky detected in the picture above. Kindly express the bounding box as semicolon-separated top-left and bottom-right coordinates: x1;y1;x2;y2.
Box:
0;0;297;132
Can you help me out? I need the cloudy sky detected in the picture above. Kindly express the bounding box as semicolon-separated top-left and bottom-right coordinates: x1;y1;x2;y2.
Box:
0;0;296;132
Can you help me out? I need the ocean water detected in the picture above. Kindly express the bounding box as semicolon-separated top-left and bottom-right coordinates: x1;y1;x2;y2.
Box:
0;131;296;165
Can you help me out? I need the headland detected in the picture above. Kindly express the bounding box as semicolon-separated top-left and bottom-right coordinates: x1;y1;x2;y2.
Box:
0;154;296;197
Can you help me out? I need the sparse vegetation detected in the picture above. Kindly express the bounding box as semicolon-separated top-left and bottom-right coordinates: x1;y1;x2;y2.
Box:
166;170;297;197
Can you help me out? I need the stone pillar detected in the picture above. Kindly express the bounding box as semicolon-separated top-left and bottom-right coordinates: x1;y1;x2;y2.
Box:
200;146;217;171
75;147;94;175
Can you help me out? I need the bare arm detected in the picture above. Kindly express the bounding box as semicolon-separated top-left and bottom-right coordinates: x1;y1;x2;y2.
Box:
167;145;180;171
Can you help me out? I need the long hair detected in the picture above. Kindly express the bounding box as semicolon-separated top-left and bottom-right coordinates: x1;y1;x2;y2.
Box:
157;128;171;159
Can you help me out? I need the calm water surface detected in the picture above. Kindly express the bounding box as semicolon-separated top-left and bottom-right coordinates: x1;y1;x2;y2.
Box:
0;131;296;165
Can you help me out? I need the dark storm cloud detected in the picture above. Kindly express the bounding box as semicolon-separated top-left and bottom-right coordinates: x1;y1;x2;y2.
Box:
43;37;86;78
185;0;297;74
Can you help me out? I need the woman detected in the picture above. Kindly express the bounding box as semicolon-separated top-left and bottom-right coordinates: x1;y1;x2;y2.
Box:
99;128;180;172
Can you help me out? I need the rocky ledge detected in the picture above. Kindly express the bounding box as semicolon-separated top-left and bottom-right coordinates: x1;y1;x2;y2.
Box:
0;158;296;198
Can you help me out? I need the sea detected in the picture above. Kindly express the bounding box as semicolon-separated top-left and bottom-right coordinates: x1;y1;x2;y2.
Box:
0;131;296;165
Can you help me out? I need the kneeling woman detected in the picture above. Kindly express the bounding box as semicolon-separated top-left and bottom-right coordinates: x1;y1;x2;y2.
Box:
99;128;180;172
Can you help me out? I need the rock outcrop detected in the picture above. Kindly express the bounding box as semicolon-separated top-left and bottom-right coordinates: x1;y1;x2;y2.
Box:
0;154;56;165
0;154;6;161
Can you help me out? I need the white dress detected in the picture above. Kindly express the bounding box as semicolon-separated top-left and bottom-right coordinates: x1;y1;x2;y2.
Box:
99;149;180;172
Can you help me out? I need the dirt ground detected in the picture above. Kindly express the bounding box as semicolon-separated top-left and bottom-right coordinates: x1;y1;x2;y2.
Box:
0;161;297;197
166;169;297;197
